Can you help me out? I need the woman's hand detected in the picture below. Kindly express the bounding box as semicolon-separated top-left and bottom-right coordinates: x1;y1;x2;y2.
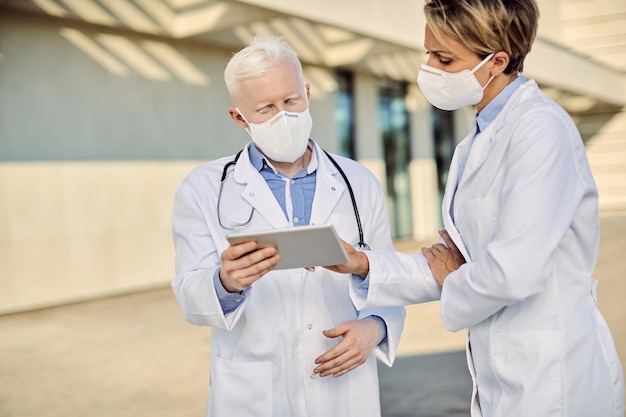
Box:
422;229;466;286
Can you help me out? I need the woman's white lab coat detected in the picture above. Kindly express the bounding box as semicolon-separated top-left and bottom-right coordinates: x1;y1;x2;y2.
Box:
172;140;405;417
349;80;624;417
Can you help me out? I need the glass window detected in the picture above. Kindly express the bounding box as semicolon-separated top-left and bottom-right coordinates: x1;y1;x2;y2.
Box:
432;108;456;198
334;70;355;158
378;78;412;239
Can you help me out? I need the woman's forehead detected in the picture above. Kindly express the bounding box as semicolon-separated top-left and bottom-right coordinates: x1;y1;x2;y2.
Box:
424;25;472;57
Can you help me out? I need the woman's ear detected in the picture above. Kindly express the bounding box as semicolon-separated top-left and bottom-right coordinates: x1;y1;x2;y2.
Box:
491;51;510;76
228;107;249;129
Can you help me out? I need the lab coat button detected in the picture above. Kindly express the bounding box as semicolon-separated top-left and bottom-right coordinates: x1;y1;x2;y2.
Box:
331;186;336;191
307;324;312;329
310;373;315;379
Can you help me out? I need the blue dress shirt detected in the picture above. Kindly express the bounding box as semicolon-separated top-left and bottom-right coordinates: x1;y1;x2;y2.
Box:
214;142;387;343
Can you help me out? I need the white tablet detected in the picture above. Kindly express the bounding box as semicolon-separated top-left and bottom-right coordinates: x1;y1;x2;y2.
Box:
226;224;349;270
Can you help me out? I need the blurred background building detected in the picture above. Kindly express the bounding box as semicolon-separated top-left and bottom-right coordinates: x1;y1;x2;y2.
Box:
0;0;625;314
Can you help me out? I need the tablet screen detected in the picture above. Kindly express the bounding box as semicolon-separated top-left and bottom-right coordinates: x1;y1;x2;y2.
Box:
226;224;349;270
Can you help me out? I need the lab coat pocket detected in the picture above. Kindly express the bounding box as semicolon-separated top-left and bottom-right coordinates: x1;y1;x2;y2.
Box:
209;354;272;417
491;331;562;415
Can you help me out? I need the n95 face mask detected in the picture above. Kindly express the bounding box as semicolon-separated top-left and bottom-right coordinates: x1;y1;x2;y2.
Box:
238;107;313;163
417;53;495;111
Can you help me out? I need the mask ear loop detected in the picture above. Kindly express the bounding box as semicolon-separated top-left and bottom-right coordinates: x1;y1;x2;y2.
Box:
471;52;496;74
482;74;495;90
235;108;253;136
472;53;496;90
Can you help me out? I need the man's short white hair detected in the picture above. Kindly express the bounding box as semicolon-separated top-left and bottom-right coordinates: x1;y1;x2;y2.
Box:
224;35;302;97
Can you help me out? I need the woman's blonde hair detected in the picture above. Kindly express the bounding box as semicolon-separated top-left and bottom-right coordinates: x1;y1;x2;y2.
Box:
224;35;302;97
424;0;539;74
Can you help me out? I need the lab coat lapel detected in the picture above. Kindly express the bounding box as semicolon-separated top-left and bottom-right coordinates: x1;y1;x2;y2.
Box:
232;146;290;229
458;123;497;186
309;146;345;225
442;134;473;262
460;79;533;186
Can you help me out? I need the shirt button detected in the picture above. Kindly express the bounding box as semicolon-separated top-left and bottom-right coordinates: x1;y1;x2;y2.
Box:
294;217;300;223
291;179;295;184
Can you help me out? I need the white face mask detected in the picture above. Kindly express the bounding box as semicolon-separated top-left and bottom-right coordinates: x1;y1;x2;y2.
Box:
417;53;495;111
237;106;313;163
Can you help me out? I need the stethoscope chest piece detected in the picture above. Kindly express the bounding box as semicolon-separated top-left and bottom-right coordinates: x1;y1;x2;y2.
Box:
354;242;372;251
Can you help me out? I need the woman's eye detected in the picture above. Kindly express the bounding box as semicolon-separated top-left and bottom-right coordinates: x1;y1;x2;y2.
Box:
435;53;452;65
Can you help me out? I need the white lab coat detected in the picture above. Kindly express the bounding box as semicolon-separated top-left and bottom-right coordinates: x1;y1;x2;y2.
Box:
172;140;405;417
349;80;624;417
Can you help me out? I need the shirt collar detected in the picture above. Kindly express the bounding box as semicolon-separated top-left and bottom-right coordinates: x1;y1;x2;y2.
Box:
248;140;317;176
476;75;526;135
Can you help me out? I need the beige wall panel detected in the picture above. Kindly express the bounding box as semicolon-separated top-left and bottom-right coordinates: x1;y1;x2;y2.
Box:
65;237;117;294
0;161;200;314
62;164;119;238
0;165;9;244
3;241;68;310
2;164;66;243
0;248;11;307
113;231;175;288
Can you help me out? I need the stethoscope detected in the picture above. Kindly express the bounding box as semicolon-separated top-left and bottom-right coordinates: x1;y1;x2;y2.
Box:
217;148;371;251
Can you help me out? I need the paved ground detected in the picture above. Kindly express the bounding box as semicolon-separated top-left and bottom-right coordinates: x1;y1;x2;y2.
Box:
1;214;624;417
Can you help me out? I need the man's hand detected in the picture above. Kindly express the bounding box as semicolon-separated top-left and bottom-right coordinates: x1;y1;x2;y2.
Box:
219;241;280;293
421;229;466;286
323;240;370;278
313;319;380;378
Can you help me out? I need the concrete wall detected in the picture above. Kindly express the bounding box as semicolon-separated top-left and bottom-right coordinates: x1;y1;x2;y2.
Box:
0;11;232;312
0;161;196;312
2;0;623;313
0;9;387;313
556;0;626;213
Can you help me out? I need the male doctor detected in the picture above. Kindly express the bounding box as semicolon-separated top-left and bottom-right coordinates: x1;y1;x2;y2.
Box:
171;35;405;417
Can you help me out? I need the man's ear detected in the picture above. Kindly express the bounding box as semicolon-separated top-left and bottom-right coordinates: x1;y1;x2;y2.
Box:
228;107;249;129
491;51;510;76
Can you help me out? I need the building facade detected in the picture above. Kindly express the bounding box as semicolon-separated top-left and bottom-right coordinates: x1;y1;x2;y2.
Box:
1;0;625;313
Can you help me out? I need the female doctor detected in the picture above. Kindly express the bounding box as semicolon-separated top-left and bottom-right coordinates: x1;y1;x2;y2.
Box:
323;0;624;416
